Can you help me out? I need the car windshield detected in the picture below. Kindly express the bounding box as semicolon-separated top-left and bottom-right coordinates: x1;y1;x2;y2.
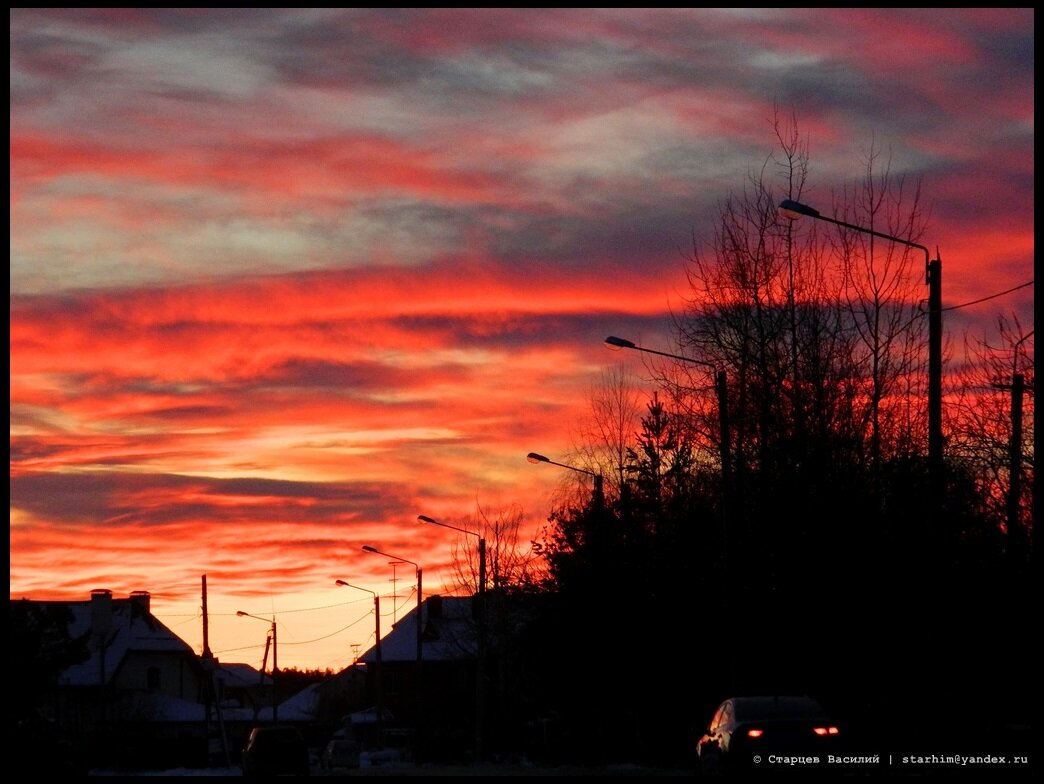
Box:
733;697;827;721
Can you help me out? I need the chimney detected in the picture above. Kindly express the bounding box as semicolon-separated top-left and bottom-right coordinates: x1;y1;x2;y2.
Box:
90;588;113;644
129;590;151;615
427;594;443;619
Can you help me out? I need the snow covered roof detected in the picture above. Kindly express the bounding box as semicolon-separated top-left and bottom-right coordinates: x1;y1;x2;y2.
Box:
23;591;197;687
276;682;321;721
214;660;269;688
359;595;477;665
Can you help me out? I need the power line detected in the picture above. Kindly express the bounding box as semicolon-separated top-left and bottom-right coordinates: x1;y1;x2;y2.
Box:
207;598;370;619
279;612;373;646
943;280;1033;313
212;611;373;656
384;586;417;619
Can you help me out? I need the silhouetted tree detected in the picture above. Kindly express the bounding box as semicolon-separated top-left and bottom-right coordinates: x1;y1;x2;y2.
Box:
837;145;931;473
448;502;545;595
648;110;1026;742
276;666;335;698
949;313;1035;566
10;600;90;722
571;366;645;502
10;600;90;773
529;384;714;763
525;110;1029;762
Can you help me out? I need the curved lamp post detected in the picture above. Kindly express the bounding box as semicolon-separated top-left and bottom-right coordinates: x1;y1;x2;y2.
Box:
604;334;735;691
336;580;384;743
604;335;731;514
418;514;486;761
778;198;943;500
418;515;485;596
236;611;277;723
604;337;733;566
526;452;604;510
362;544;422;759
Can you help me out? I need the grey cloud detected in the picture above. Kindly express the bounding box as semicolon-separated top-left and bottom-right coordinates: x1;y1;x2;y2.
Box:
10;470;411;527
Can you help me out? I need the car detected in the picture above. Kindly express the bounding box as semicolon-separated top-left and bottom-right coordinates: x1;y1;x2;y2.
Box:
322;738;360;771
241;725;310;777
696;695;841;775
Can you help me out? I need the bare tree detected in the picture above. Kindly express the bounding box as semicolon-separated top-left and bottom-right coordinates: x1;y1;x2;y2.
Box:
570;366;645;500
448;502;545;594
835;141;930;470
948;315;1034;557
654;109;945;620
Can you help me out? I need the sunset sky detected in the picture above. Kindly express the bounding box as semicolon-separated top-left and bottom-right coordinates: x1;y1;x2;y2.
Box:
10;8;1034;672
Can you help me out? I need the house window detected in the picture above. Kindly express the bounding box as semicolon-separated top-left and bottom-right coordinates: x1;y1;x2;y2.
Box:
147;666;161;691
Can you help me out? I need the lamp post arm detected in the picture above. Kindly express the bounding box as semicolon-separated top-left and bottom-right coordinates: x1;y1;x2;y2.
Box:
606;336;718;372
362;545;419;570
821;214;928;263
779;200;931;271
479;537;487;592
779;197;943;530
271;621;278;723
544;456;599;479
417;515;479;540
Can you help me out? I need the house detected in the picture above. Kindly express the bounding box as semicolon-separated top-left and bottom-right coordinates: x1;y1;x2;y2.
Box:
12;587;350;768
13;588;210;767
351;590;562;763
356;594;482;761
213;660;272;717
38;590;205;720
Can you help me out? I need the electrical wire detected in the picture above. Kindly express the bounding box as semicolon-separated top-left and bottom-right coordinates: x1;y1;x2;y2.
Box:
213;610;372;655
942;280;1033;312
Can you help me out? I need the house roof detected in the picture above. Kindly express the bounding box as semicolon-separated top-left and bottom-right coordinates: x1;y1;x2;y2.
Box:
214;660;269;688
276;682;321;721
20;593;197;687
359;595;477;665
217;683;319;723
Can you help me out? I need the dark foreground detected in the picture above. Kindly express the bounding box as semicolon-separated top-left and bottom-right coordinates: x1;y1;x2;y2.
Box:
89;762;690;777
334;763;690;777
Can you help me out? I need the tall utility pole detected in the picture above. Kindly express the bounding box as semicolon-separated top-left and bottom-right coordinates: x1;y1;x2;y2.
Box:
336;580;384;745
202;574;211;660
603;337;732;572
237;610;278;723
778;199;944;513
927;256;943;499
363;545;423;762
271;620;278;724
476;535;486;762
418;515;487;762
604;336;733;691
201;576;230;765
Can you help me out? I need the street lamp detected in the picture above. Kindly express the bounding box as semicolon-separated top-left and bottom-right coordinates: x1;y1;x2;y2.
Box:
418;515;486;596
418;514;486;761
526;452;604;510
362;544;423;759
236;611;277;723
336;580;383;743
605;335;731;545
778;198;943;498
604;335;735;691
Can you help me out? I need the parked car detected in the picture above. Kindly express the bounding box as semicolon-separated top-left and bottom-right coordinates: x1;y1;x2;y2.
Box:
322;738;360;771
696;695;841;774
241;725;310;777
